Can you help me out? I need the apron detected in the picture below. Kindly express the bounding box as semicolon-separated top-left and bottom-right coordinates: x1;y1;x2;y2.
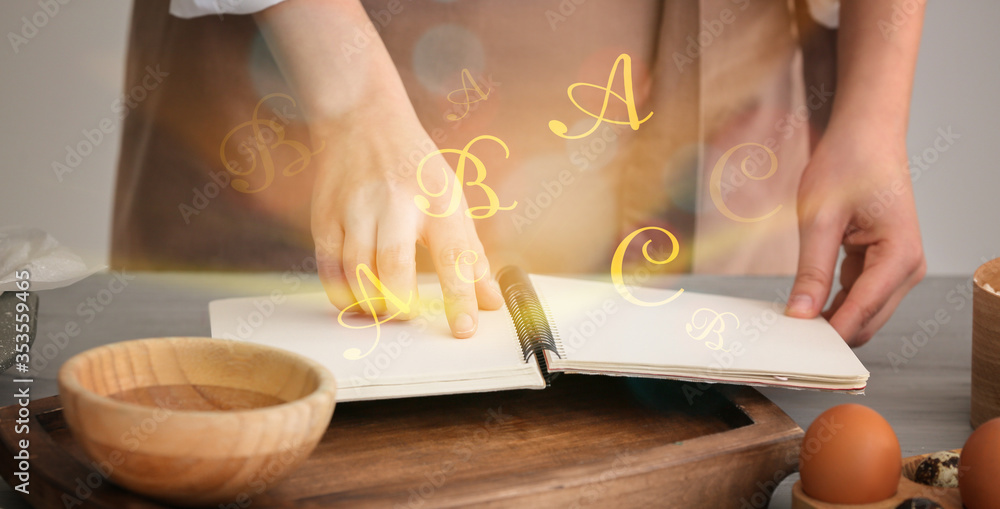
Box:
110;0;836;276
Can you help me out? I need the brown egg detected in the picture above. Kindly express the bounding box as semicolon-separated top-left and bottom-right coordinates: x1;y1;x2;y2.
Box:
799;404;901;504
959;417;1000;509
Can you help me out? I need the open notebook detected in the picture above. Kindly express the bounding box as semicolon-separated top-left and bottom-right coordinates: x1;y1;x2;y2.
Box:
209;267;869;402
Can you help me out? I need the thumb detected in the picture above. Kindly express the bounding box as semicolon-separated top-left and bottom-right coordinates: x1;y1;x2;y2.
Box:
786;213;844;318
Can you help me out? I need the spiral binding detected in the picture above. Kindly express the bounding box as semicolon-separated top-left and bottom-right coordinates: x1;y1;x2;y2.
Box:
539;299;567;360
497;266;561;385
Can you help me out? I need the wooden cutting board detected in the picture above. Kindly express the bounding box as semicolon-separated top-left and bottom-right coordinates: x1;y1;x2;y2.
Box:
0;376;802;508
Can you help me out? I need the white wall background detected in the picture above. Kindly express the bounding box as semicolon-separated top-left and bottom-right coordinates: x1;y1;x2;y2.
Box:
1;1;130;269
1;1;997;274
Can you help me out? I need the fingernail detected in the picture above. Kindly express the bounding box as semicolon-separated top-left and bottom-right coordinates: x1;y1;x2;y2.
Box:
786;294;813;316
454;313;476;336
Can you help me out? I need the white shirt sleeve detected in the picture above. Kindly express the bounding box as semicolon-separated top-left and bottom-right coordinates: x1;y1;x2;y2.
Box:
169;0;288;18
172;0;839;27
806;0;840;29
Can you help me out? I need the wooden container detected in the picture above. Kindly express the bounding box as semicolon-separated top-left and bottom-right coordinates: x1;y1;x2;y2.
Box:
973;257;1000;428
792;450;963;508
57;337;337;507
2;376;801;508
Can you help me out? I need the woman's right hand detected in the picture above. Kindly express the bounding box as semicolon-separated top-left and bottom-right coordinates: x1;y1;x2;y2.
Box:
309;114;504;339
254;0;503;338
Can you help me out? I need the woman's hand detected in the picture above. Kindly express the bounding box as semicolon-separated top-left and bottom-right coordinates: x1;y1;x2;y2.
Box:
254;0;502;338
786;126;925;346
785;0;926;346
310;114;504;338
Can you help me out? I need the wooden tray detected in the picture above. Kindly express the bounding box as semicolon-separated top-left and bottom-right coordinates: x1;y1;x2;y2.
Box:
792;450;964;508
1;376;803;508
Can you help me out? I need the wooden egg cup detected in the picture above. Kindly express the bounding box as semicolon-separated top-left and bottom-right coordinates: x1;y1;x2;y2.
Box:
792;450;963;509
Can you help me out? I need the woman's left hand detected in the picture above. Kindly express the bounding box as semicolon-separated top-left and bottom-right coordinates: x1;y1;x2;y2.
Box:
785;125;926;346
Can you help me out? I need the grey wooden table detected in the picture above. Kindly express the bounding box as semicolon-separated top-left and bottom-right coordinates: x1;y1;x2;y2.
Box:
0;272;978;508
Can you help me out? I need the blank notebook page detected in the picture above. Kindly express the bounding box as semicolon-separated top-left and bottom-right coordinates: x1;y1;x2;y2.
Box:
533;275;869;390
209;285;544;402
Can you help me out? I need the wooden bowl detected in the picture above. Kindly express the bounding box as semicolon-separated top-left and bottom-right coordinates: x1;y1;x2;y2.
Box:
57;337;336;507
792;450;963;508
